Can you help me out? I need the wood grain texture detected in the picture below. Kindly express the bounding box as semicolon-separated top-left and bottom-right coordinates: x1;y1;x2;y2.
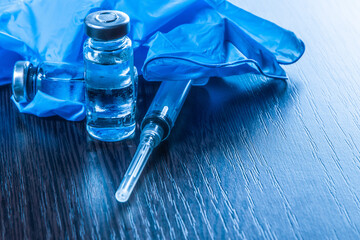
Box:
1;0;360;239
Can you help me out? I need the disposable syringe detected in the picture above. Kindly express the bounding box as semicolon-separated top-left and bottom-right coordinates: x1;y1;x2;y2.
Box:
115;80;192;202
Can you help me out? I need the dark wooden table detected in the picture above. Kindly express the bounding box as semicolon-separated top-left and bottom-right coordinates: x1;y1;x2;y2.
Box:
1;0;360;239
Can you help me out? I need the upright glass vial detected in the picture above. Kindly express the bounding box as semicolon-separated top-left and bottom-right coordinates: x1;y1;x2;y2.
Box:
12;61;85;102
84;11;136;142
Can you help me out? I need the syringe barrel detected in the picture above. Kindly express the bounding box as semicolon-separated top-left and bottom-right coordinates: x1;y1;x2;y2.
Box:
141;80;192;140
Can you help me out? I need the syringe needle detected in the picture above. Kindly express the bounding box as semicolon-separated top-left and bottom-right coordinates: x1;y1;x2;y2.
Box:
115;123;164;202
115;140;154;202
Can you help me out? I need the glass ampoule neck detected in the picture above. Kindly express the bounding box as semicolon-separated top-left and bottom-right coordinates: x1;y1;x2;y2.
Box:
25;63;39;101
88;36;129;51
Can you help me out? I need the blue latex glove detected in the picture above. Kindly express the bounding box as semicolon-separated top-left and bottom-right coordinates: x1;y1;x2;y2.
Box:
11;92;85;121
140;0;305;81
0;0;304;120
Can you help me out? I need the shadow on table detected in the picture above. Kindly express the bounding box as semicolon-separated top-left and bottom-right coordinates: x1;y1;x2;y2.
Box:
147;74;294;190
164;74;290;147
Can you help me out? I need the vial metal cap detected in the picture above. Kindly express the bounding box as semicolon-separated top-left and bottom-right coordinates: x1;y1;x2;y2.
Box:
84;10;130;41
12;61;31;102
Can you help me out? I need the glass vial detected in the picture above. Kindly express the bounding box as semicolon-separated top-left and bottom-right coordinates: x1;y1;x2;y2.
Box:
12;61;85;102
84;10;136;142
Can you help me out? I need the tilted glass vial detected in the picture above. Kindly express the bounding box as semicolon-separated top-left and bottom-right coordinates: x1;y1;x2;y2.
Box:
84;10;137;142
12;61;85;102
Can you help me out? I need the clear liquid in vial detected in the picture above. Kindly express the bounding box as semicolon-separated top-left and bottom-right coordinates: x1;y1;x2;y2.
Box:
85;62;136;141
